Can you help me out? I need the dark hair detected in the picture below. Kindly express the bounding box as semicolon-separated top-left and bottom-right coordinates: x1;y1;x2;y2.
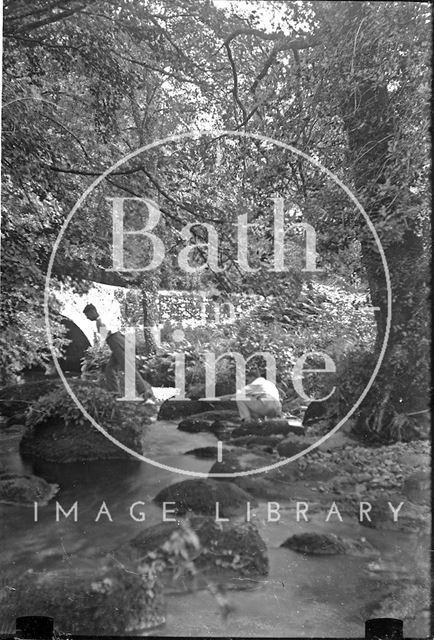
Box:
83;303;97;314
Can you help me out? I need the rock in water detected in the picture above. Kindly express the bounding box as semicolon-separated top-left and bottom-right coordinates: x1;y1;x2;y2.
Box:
277;435;316;458
122;516;268;586
184;446;223;459
19;381;156;463
178;410;240;433
209;449;300;499
153;479;255;517
158;399;238;420
209;449;277;476
0;561;166;634
232;417;304;438
19;415;146;463
0;472;58;505
210;417;243;439
281;532;378;557
360;496;430;533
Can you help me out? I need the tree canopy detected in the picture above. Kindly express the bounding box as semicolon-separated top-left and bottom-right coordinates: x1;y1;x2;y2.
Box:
1;0;430;436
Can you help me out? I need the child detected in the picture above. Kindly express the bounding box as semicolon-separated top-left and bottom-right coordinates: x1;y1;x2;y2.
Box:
201;374;282;422
235;376;282;421
83;303;155;402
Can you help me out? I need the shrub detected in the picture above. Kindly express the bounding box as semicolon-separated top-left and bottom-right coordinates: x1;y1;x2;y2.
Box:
80;342;111;382
25;380;138;436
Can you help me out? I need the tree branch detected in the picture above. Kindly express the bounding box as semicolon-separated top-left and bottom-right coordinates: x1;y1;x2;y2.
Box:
250;35;321;94
224;41;248;124
8;2;90;34
40;113;90;159
223;28;278;46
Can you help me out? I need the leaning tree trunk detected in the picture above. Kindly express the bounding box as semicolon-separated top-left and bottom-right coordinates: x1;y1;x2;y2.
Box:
336;8;430;441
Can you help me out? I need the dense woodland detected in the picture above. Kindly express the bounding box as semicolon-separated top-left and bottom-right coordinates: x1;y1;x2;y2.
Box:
1;0;431;442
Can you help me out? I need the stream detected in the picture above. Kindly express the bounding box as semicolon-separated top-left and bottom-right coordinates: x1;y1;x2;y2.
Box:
0;420;428;637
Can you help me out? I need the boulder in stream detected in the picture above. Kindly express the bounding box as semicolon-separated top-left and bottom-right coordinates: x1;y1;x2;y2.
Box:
20;415;147;463
19;382;153;463
121;516;268;589
153;479;255;517
184;446;224;459
158;399;238;420
231;417;304;438
178;410;240;434
281;532;378;557
0;559;166;634
209;449;300;499
0;472;59;506
277;435;316;458
360;495;431;533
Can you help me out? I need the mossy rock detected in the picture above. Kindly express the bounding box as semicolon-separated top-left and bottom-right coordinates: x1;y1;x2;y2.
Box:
0;472;58;506
281;532;378;557
276;435;316;458
360;495;431;533
209;449;277;476
178;410;240;434
153;479;255;517
19;415;146;463
158;399;238;421
0;560;166;634
231;418;304;439
209;449;300;499
19;382;153;463
122;516;268;589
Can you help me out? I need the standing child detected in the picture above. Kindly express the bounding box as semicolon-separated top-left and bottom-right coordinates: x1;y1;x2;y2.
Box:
83;303;155;402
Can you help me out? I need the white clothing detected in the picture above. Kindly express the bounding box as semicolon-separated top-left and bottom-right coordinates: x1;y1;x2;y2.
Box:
235;377;282;421
235;377;280;402
95;316;121;341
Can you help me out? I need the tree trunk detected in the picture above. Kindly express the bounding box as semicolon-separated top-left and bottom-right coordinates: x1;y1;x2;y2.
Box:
141;281;159;356
335;5;430;440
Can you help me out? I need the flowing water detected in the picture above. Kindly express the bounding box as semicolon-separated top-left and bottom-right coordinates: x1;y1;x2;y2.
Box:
0;420;429;637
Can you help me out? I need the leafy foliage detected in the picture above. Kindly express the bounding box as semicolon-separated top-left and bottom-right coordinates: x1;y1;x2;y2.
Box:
25;380;136;436
1;0;430;440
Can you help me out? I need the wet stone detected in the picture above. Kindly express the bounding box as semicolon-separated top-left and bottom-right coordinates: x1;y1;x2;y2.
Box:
184;446;222;459
153;479;256;517
232;417;304;439
0;472;59;506
281;532;378;557
178;411;240;434
158;399;239;421
277;435;316;458
120;516;268;588
0;561;166;633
